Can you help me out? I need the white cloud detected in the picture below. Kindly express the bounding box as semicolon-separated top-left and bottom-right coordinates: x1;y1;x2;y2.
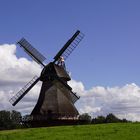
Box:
70;80;140;121
0;44;41;114
0;44;41;83
1;44;140;121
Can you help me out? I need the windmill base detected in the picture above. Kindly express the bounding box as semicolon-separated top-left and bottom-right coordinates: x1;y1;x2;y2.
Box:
22;116;87;127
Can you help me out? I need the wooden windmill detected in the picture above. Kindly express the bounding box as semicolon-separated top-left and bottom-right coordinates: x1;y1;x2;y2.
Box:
9;30;84;126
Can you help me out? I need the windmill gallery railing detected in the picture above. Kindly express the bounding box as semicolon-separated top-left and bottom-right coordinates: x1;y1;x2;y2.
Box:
22;114;79;122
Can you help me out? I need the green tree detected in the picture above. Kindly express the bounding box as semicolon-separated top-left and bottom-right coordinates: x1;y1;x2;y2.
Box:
105;113;120;123
10;110;22;128
0;110;22;130
0;110;11;129
92;116;106;124
79;113;92;123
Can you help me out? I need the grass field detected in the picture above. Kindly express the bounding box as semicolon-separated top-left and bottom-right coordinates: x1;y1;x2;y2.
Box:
0;123;140;140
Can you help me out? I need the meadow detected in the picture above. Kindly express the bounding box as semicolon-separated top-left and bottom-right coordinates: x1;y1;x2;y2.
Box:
0;123;140;140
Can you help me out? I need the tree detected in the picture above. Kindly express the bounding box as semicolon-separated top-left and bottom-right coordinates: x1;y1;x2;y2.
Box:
79;113;92;123
0;110;11;129
121;118;128;123
10;110;22;128
92;116;106;124
105;113;120;123
0;110;22;130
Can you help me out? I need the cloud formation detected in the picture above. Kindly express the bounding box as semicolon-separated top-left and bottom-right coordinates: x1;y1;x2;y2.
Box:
0;44;41;113
0;44;140;121
69;81;140;121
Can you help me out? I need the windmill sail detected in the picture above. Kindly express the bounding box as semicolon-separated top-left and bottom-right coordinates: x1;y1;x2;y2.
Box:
55;77;80;103
53;30;84;62
17;38;46;66
9;76;40;106
70;91;80;103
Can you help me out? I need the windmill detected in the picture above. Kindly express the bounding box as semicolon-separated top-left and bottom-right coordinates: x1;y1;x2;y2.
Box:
9;30;84;126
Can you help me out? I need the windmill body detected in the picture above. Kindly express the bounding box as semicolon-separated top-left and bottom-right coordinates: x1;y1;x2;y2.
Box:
9;30;84;125
31;63;79;120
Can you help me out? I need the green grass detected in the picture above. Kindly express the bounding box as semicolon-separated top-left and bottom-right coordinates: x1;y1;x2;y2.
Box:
0;123;140;140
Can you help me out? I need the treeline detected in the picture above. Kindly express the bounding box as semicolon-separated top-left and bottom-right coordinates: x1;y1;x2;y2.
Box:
0;110;131;130
79;113;130;124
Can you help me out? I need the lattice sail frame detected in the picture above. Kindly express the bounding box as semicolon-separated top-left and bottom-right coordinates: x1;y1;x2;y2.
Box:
17;38;46;66
9;76;39;106
53;30;84;62
62;32;84;61
54;78;80;103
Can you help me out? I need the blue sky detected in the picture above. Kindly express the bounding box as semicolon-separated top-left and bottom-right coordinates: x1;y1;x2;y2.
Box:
0;0;140;89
